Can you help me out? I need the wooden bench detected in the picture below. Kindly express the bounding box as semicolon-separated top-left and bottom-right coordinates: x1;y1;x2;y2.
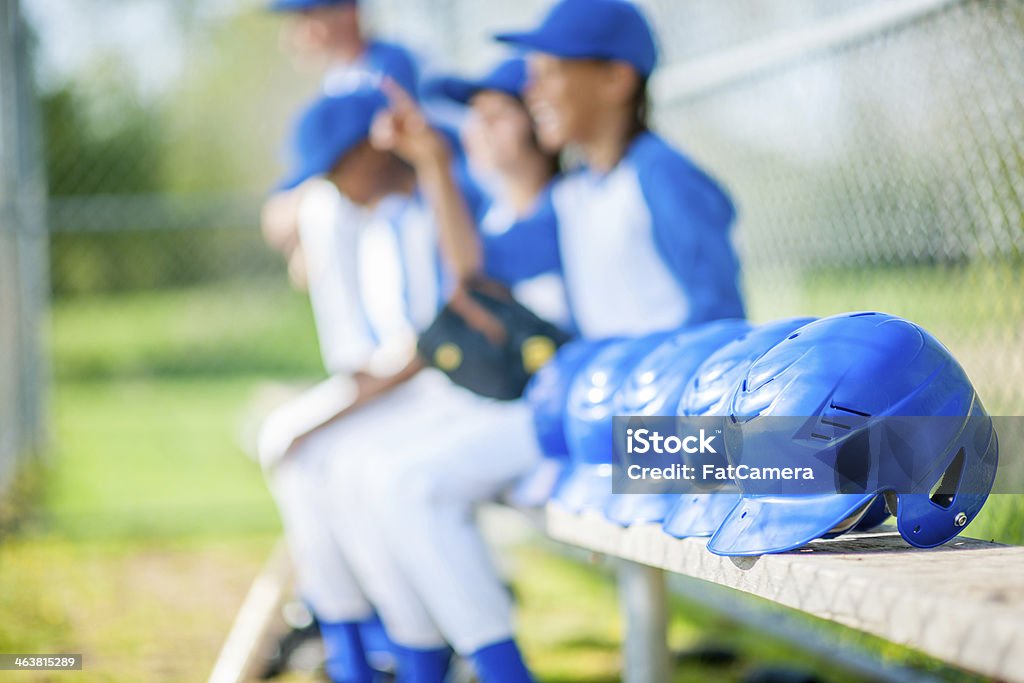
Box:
214;384;1024;682
546;504;1024;683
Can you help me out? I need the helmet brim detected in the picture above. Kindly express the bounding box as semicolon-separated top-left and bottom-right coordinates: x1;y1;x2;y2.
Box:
505;458;566;508
708;493;876;556
662;492;743;539
603;493;677;527
551;463;613;513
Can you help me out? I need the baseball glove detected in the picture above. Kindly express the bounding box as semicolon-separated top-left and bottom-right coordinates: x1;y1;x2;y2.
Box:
418;277;571;400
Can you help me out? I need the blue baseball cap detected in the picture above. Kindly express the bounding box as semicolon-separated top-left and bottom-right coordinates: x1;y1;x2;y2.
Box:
495;0;658;78
269;0;356;11
276;88;387;191
429;57;528;105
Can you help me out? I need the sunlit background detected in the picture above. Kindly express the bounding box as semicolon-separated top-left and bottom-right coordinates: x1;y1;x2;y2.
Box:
1;0;1021;681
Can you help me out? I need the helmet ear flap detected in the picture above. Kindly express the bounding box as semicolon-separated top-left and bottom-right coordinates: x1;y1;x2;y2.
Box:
895;417;998;548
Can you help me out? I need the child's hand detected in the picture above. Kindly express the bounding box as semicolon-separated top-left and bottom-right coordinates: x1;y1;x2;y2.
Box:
371;78;449;170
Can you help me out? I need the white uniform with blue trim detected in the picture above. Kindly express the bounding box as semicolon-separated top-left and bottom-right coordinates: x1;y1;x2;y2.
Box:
258;181;450;638
361;190;573;655
372;132;745;654
479;191;574;332
263;177;547;652
323;40;420;97
483;131;745;338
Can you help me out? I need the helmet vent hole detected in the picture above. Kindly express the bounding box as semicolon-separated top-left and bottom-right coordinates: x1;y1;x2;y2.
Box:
849;312;876;318
741;379;748;392
834;428;872;492
913;525;921;534
829;402;871;417
740;511;748;519
821;418;851;430
929;447;966;510
788;333;800;340
810;432;831;441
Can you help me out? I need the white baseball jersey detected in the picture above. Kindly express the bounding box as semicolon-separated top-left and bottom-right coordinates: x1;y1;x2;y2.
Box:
298;181;441;377
485;131;746;339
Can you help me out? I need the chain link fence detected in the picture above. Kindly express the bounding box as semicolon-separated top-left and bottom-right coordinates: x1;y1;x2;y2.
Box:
0;0;48;502
371;0;1024;415
10;0;1024;489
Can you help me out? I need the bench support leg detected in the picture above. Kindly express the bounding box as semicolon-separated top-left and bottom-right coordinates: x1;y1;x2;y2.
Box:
617;559;670;683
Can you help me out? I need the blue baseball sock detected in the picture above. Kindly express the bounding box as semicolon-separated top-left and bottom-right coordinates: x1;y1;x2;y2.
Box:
359;613;397;675
394;644;452;683
471;639;534;683
319;619;375;683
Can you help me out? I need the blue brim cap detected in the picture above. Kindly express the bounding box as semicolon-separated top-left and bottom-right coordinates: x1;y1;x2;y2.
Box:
276;88;387;192
428;57;527;105
494;0;657;77
269;0;356;11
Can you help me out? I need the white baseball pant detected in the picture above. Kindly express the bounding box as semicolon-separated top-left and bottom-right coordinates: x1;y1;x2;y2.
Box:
360;389;542;654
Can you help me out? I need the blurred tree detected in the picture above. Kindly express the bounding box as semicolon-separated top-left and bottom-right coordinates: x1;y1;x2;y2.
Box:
42;82;165;198
159;8;317;193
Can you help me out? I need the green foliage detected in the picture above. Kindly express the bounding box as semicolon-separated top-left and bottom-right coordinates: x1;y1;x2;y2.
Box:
40;6;316;296
41;84;166;198
51;277;322;382
49;224;279;296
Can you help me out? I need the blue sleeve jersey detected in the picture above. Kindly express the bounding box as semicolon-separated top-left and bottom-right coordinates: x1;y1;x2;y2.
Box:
632;133;745;326
479;184;574;332
481;185;562;285
495;131;745;339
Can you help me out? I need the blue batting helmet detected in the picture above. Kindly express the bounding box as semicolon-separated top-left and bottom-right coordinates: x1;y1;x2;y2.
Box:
708;312;998;556
602;320;750;526
661;317;815;538
554;332;673;512
509;338;616;507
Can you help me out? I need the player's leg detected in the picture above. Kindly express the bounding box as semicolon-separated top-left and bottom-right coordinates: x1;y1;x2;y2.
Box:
260;398;377;683
372;393;541;683
322;374;459;682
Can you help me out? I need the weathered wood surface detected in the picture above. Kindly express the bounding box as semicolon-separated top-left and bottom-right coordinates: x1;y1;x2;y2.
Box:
207;542;292;683
546;504;1024;682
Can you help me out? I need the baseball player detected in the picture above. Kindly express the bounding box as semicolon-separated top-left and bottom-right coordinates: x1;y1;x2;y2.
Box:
432;56;572;332
258;89;439;683
262;0;420;297
491;0;746;335
359;2;745;680
270;0;418;96
343;69;566;683
258;3;427;678
263;83;559;682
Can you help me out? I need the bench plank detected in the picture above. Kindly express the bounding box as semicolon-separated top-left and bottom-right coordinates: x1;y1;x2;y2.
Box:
546;505;1024;682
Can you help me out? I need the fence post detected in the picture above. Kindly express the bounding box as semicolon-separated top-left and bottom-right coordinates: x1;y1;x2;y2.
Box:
617;559;671;683
0;0;49;497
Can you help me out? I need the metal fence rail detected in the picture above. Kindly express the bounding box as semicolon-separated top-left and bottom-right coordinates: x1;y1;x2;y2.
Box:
0;0;48;499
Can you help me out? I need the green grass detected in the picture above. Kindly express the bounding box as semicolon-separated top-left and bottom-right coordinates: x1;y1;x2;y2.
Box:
1;280;306;682
44;376;281;540
2;270;1020;681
